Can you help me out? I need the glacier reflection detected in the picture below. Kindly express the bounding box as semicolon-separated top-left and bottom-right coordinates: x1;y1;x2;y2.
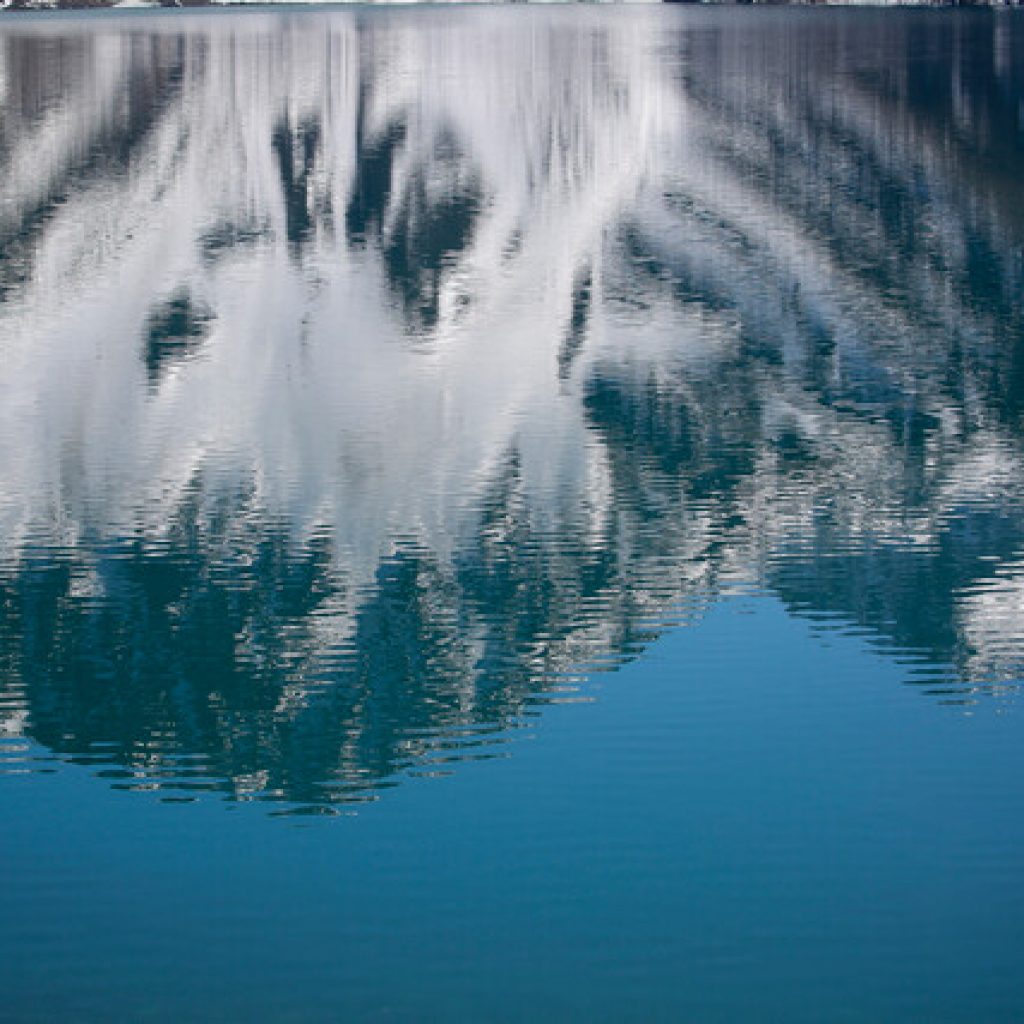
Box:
0;9;1022;806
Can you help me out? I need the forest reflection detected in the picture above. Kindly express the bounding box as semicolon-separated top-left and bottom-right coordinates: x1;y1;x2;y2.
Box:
0;9;1022;807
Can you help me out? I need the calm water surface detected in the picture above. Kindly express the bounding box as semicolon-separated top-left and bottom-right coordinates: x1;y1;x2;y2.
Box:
2;6;1024;1020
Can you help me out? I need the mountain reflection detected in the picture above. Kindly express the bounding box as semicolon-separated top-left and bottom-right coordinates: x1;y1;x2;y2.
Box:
1;9;1023;807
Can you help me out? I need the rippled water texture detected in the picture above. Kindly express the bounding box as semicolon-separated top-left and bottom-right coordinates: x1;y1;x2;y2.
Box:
2;7;1024;1018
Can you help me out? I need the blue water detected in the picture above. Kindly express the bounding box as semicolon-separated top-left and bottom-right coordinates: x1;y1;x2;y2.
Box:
1;6;1024;1019
5;597;1024;1020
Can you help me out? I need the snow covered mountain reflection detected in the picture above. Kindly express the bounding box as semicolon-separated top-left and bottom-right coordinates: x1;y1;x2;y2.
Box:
1;9;1022;807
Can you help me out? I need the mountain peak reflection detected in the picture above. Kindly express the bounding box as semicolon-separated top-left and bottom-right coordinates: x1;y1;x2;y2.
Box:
1;9;1023;807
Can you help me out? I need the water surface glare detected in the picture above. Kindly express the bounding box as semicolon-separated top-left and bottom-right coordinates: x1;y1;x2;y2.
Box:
2;6;1024;1019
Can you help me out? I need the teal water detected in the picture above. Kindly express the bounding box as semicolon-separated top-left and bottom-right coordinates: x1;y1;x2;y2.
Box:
1;6;1024;1019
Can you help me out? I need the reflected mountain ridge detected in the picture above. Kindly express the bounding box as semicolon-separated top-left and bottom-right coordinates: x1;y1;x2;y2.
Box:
1;9;1023;808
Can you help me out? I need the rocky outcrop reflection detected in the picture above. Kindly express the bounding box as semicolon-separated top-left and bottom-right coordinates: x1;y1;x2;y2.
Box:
0;10;1023;807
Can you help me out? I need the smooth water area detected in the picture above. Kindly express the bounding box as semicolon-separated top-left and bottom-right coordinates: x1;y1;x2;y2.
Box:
1;6;1024;1019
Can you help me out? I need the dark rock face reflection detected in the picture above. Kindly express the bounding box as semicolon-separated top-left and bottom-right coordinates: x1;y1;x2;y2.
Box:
0;9;1023;808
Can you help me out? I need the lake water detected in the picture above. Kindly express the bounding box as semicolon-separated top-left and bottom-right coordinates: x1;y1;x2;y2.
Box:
1;5;1024;1019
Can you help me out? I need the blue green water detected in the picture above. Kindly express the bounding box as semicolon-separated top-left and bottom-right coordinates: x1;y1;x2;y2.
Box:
1;6;1024;1019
